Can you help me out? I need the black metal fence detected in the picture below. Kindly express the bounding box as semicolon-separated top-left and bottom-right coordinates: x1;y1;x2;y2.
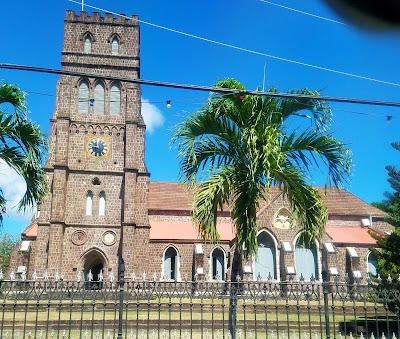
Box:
0;277;399;339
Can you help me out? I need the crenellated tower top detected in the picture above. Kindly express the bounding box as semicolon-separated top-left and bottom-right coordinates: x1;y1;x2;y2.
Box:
65;10;138;26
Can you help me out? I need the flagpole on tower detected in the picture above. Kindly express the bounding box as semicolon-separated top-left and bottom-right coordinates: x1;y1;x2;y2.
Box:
81;0;84;11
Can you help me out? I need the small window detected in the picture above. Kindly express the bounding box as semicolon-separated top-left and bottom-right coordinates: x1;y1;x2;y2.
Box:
367;252;378;277
110;83;121;115
111;36;120;55
94;83;105;115
99;192;106;216
211;248;225;280
164;247;178;280
84;35;92;53
78;81;90;114
86;191;93;216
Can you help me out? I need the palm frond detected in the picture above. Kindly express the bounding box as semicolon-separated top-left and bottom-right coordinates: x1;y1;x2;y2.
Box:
282;131;352;187
0;83;48;224
193;168;235;242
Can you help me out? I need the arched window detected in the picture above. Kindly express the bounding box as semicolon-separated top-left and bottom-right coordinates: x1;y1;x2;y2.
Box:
295;242;319;281
84;34;92;53
86;191;93;215
164;247;178;280
78;81;89;114
211;248;225;280
111;36;120;55
94;83;105;115
367;252;378;277
109;83;121;115
99;192;106;216
255;232;277;280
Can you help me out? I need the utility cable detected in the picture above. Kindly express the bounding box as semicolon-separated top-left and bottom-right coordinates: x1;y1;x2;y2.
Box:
259;0;347;25
68;0;400;88
2;63;400;108
20;90;398;120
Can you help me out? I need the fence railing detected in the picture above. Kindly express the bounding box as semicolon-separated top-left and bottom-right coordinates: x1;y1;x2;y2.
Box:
0;277;399;339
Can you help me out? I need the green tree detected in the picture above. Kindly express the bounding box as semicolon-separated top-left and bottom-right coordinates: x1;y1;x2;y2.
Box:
173;78;351;256
0;83;47;225
370;142;400;278
0;232;19;273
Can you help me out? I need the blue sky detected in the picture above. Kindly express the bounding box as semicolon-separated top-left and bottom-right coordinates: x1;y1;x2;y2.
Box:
1;0;400;234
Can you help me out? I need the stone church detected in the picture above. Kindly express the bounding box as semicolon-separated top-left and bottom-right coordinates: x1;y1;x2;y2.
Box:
10;10;393;284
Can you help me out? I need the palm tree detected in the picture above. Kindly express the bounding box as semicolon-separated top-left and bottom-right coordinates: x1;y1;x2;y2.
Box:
174;78;351;254
0;83;47;225
173;78;351;337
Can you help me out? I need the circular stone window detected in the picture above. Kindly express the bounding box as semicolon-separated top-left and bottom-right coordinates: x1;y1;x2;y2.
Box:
102;231;116;246
71;230;88;246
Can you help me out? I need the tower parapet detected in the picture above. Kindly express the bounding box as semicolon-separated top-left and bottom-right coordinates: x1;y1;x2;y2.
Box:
65;10;138;26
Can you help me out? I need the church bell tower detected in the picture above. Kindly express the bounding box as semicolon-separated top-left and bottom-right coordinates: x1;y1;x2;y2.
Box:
33;10;150;280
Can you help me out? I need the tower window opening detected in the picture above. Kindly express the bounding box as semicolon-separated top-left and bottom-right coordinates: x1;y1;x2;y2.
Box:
111;36;120;55
99;192;106;216
78;81;90;114
110;84;121;115
94;83;105;115
86;191;93;216
84;34;92;54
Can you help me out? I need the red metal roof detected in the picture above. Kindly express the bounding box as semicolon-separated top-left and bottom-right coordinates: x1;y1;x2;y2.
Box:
22;182;386;240
22;222;38;238
149;182;385;217
325;226;381;245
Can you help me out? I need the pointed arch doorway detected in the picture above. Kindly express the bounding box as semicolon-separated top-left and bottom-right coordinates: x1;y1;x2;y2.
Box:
83;249;107;289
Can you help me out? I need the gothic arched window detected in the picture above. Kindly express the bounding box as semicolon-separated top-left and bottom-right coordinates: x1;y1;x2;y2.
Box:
164;246;178;280
295;242;319;281
78;81;90;114
86;191;93;216
367;252;378;277
84;34;92;53
211;248;225;280
94;82;105;115
111;36;120;55
99;192;106;216
255;231;277;280
110;83;121;115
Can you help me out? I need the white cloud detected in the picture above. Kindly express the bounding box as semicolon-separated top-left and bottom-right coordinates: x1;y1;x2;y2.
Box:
0;160;33;224
141;98;165;133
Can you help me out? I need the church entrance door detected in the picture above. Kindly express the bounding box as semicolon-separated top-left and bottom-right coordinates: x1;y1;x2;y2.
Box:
83;251;105;289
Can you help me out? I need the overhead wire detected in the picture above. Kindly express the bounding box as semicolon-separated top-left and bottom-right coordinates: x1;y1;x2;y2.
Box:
259;0;347;25
68;0;400;88
2;63;400;110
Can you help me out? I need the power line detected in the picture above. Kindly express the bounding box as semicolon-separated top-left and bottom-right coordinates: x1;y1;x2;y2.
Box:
2;62;400;108
259;0;347;25
68;0;400;88
21;89;398;120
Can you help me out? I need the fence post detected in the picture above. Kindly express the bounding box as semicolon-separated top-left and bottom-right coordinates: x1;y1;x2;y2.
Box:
117;258;125;339
228;280;238;339
322;260;331;339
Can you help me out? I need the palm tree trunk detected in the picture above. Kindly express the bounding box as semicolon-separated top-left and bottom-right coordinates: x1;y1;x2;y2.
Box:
228;246;242;338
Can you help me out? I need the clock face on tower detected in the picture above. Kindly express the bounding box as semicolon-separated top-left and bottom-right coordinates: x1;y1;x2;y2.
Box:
86;137;109;158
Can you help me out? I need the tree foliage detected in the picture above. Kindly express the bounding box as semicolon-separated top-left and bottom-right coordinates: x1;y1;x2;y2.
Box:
370;142;400;279
173;78;351;257
0;232;19;273
0;83;48;225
